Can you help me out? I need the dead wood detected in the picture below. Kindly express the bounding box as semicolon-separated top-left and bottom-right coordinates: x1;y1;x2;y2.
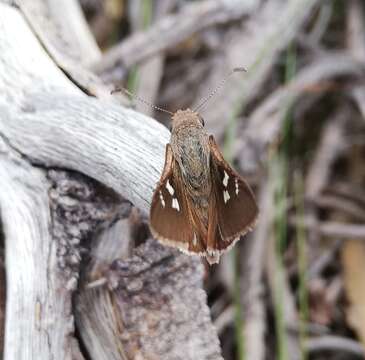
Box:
239;180;270;360
236;54;364;173
193;0;319;139
0;1;169;213
265;197;301;360
0;139;84;359
305;109;348;201
346;0;365;124
347;0;365;63
0;2;223;359
313;194;365;222
91;0;260;79
301;108;348;270
306;335;365;357
307;239;343;280
16;0;126;101
351;86;365;121
76;239;223;360
291;219;365;240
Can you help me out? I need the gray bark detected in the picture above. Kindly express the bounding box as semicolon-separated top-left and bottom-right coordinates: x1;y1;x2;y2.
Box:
0;139;78;359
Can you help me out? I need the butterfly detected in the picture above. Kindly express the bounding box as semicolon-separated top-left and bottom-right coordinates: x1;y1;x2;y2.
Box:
149;108;258;265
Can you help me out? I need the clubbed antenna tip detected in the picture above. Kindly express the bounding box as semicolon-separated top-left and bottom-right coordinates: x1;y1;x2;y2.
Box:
233;67;247;73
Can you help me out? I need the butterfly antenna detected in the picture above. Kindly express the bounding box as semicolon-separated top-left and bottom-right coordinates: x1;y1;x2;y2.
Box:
111;87;174;116
193;67;247;113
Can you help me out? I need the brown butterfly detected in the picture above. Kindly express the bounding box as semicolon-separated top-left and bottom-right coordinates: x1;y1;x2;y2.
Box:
113;68;258;265
149;106;258;265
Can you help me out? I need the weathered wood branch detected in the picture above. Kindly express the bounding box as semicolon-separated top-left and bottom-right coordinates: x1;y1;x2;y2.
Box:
16;0;125;100
0;2;223;359
0;94;168;213
0;139;82;359
0;3;169;213
76;239;223;360
18;0;101;65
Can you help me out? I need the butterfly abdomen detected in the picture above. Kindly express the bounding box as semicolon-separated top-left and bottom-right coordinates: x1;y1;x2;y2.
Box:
172;127;211;197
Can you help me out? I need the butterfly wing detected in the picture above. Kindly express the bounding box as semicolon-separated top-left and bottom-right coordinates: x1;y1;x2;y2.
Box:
208;135;258;248
149;144;206;254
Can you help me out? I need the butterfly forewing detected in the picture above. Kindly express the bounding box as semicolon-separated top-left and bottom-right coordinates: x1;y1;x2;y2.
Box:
150;144;205;254
209;136;258;242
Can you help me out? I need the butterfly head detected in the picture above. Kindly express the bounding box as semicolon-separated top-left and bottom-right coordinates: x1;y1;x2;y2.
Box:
171;109;205;132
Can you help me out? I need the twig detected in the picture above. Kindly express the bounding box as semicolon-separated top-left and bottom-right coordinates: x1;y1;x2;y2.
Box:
240;181;270;360
346;0;365;122
291;218;365;240
214;305;235;335
305;109;347;200
351;86;365;122
346;0;365;62
306;335;365;357
307;239;342;279
265;173;301;360
303;108;348;261
313;194;365;222
320;222;365;239
327;182;365;208
307;1;333;45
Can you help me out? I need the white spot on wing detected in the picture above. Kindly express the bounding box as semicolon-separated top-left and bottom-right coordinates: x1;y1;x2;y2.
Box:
166;179;174;195
172;198;180;211
193;233;197;246
235;178;239;195
223;190;230;203
223;171;229;187
159;191;165;208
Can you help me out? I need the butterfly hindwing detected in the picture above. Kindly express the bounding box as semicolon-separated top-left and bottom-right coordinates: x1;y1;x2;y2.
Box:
208;135;258;243
150;144;206;254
